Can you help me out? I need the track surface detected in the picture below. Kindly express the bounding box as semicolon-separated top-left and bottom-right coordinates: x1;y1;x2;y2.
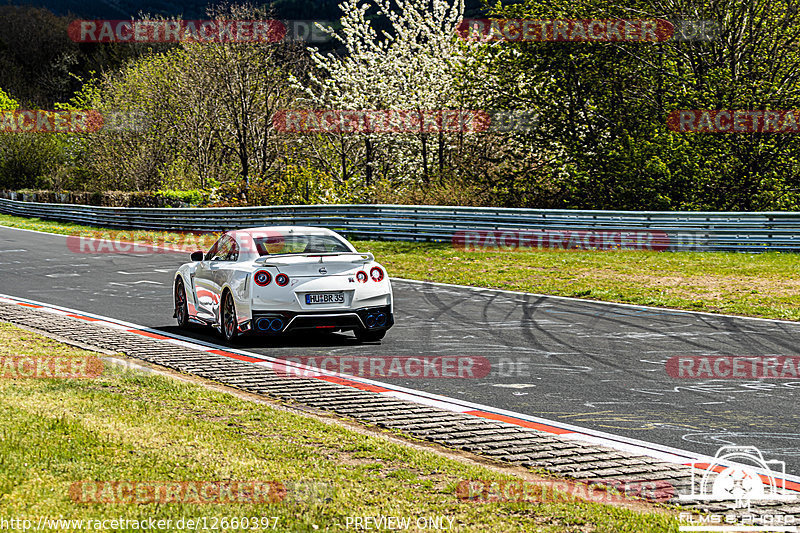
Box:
2;225;799;474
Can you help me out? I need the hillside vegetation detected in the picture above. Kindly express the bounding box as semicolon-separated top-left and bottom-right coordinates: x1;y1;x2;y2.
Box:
1;0;800;211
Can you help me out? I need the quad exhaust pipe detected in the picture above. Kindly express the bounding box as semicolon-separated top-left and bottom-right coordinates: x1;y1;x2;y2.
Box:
366;312;387;329
256;317;284;332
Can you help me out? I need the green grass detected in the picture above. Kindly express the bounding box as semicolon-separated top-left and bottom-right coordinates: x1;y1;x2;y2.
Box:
1;212;797;320
0;323;679;531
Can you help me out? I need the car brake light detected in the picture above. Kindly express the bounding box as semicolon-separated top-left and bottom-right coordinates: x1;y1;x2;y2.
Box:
276;273;290;286
370;266;384;282
356;270;368;283
254;270;271;286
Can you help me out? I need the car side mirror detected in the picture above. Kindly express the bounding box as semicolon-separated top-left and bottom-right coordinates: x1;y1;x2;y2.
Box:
191;251;204;261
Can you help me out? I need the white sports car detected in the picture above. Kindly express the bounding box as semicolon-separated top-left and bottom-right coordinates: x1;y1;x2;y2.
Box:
173;226;394;343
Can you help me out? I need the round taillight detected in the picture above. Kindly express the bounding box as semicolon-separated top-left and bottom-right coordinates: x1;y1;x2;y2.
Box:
254;270;271;286
276;273;290;286
370;266;384;282
356;270;368;283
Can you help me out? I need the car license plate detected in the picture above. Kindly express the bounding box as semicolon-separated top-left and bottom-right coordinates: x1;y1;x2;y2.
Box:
306;292;344;304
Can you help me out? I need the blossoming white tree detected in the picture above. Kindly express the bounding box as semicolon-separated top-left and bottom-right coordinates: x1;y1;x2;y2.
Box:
297;0;479;185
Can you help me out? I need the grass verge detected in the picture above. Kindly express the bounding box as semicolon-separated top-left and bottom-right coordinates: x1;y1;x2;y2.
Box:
0;212;797;321
0;322;679;531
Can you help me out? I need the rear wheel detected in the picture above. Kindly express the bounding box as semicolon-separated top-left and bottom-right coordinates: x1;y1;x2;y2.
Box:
221;291;238;343
355;329;386;343
174;278;189;328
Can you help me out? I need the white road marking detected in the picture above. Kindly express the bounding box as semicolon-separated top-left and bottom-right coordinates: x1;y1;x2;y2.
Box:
45;273;80;278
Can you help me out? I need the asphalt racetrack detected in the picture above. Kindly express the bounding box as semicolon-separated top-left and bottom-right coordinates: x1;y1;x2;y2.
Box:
2;225;799;474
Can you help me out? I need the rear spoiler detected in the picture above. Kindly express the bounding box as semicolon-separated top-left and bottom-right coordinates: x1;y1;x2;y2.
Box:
255;252;374;266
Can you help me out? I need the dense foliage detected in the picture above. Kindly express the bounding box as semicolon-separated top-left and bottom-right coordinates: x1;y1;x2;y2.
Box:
477;0;800;210
1;0;800;209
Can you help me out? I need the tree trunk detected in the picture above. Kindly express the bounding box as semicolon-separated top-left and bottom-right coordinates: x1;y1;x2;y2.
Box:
341;136;347;181
365;137;373;186
438;131;444;178
421;134;428;184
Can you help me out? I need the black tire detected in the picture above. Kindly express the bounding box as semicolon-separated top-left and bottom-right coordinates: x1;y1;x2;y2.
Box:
355;329;386;343
174;278;189;328
221;291;238;343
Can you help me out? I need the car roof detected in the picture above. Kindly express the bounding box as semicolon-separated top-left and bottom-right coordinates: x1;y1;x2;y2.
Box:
229;226;342;238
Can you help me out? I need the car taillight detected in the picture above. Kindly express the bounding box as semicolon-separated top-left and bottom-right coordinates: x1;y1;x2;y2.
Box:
356;270;368;283
254;270;271;286
276;273;290;286
370;266;384;282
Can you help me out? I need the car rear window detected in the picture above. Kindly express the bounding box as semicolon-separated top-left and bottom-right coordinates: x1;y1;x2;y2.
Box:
253;234;352;256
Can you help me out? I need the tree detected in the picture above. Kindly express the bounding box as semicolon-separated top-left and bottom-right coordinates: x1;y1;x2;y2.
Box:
193;3;308;199
0;86;69;190
66;4;307;196
297;0;479;186
478;0;800;209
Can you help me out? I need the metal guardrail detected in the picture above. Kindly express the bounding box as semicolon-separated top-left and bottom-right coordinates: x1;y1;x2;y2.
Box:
1;197;799;252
